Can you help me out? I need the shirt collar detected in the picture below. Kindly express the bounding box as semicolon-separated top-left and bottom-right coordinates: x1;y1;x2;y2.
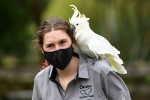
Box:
77;53;89;79
49;53;89;81
49;65;57;82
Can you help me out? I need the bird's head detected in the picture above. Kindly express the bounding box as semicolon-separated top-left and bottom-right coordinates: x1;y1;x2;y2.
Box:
69;5;90;33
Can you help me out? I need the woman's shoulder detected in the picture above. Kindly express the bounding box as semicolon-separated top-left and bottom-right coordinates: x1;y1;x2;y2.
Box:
85;56;115;76
34;65;52;81
93;59;114;73
78;53;115;75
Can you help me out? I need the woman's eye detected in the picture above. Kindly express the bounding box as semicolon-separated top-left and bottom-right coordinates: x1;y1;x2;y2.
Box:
60;41;66;44
48;44;54;48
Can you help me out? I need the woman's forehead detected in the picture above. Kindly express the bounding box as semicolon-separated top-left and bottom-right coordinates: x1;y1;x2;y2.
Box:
43;30;71;43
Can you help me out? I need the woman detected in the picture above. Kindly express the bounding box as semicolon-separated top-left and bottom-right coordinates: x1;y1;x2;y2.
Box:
32;17;131;100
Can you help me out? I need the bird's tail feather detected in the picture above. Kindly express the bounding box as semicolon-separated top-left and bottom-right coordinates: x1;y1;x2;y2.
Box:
105;54;123;64
109;58;127;74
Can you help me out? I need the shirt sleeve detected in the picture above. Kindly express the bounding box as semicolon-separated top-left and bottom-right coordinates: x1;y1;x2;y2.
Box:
103;71;131;100
32;79;41;100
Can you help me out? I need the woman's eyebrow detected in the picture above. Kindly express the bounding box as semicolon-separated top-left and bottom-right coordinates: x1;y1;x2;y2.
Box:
59;39;67;41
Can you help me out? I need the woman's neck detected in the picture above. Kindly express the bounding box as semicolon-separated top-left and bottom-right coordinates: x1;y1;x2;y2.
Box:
56;56;79;80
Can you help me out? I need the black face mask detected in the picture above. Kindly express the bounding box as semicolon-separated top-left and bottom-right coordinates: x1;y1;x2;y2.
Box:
43;45;74;70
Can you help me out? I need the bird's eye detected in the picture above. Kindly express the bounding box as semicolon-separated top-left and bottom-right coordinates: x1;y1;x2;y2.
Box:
76;23;78;25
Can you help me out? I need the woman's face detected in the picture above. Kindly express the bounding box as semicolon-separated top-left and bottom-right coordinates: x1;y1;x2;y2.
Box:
43;30;74;52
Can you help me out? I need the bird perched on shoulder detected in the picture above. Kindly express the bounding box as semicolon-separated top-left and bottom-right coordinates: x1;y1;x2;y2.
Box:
69;5;127;74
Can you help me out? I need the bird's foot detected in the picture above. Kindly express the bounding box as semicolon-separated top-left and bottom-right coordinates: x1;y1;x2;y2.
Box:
92;58;97;65
82;53;88;63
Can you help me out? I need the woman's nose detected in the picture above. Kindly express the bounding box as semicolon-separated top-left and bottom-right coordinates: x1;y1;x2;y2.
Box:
55;45;60;51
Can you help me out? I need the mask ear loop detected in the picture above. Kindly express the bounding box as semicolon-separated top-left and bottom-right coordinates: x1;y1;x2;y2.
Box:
39;46;48;71
39;59;48;72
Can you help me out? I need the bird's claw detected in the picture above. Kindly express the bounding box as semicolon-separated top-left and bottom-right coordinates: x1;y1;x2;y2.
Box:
82;53;88;63
92;58;97;65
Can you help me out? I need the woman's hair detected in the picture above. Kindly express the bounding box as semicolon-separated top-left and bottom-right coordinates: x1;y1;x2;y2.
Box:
36;17;74;47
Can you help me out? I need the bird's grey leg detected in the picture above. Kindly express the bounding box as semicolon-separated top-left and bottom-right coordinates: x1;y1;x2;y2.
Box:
82;53;88;63
91;52;98;65
92;58;97;65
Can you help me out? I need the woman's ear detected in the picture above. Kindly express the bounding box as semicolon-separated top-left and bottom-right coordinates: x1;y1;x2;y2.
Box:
40;47;44;54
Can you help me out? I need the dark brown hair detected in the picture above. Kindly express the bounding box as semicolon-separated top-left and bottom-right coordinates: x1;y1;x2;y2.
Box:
36;17;74;47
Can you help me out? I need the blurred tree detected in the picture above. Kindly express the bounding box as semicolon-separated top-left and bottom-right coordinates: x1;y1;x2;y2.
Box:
0;0;51;66
0;0;32;58
33;0;50;25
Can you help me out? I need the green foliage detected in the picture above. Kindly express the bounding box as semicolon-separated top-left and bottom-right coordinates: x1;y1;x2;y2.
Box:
0;0;34;57
146;74;150;86
0;0;50;67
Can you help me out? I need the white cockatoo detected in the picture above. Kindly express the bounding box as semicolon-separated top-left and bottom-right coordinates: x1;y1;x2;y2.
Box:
69;5;127;74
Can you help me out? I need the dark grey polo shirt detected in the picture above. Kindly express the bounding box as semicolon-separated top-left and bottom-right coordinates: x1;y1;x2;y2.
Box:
32;53;131;100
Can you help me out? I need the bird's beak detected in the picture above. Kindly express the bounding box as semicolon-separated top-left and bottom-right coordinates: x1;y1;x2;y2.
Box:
70;25;76;32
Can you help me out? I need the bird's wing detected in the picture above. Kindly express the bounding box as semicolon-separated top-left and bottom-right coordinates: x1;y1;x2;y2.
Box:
94;33;120;54
87;35;118;57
